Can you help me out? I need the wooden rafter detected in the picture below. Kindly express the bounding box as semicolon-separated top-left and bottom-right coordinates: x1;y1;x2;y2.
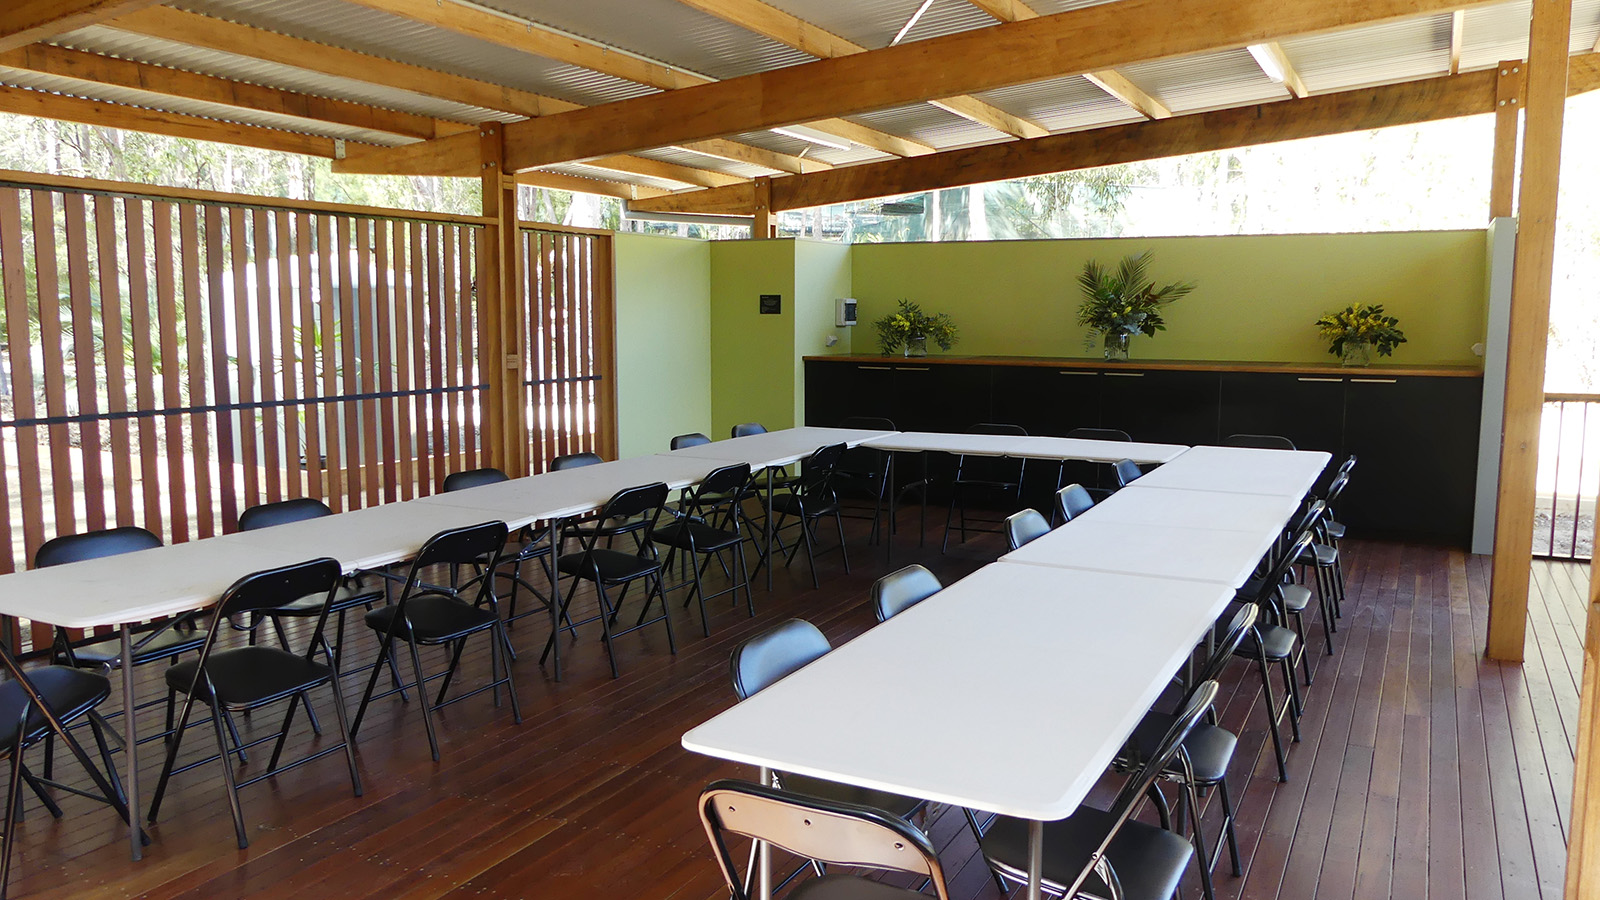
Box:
1249;41;1310;98
340;0;933;157
105;7;816;179
673;0;1049;138
963;0;1169;120
0;82;338;158
1450;10;1466;75
0;0;164;53
514;170;671;201
629;55;1600;217
499;0;1503;171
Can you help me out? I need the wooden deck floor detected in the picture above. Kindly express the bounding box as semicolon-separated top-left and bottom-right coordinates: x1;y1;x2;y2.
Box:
6;516;1586;900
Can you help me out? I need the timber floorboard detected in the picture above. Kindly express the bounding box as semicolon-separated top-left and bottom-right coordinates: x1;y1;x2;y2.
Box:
3;509;1584;900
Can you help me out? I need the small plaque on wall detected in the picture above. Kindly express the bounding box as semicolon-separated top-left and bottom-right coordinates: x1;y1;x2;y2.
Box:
759;294;782;314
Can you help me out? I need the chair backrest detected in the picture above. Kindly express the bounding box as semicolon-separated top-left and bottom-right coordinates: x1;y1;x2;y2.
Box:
794;443;847;495
1004;509;1051;550
1112;458;1142;487
1338;454;1358;477
683;463;753;524
442;467;510;492
871;564;942;622
216;557;343;619
970;422;1028;437
1055;484;1095;522
594;481;670;524
839;416;896;431
731;423;767;438
729;618;831;700
670;432;712;450
1066;427;1132;442
550;452;603;471
35;526;162;568
1063;681;1216;899
1197;603;1258;688
237;497;333;532
699;779;950;900
1225;433;1297;451
1255;529;1317;612
1323;473;1350;507
412;521;511;570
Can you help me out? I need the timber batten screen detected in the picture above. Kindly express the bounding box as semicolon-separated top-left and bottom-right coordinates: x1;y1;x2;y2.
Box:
0;175;618;652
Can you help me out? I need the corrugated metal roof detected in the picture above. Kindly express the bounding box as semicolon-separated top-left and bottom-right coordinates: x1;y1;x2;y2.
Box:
631;147;768;181
847;102;1010;149
0;66;404;146
1460;0;1600;71
761;0;987;50
55;25;521;125
478;0;815;80
721;128;888;167
1119;49;1289;115
176;0;658;107
552;161;684;192
1279;14;1453;94
975;74;1145;133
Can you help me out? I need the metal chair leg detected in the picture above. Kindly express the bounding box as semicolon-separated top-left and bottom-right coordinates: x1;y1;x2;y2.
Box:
206;695;249;849
404;637;440;762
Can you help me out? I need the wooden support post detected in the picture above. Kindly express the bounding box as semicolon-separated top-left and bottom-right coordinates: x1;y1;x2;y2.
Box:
752;176;773;239
1486;0;1574;662
478;124;528;476
1491;60;1524;218
1569;509;1600;898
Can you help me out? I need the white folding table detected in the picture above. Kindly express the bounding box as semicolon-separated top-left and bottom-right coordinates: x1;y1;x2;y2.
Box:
1131;445;1331;498
682;562;1234;900
660;427;897;588
1085;484;1301;534
1001;518;1280;588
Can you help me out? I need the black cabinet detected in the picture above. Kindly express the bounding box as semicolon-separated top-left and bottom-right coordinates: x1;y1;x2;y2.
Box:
804;358;1483;546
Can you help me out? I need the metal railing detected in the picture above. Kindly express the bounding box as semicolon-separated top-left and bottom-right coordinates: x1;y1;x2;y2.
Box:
1534;393;1600;560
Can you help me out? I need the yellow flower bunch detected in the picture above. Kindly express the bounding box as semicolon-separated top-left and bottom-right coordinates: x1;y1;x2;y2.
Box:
1315;303;1406;357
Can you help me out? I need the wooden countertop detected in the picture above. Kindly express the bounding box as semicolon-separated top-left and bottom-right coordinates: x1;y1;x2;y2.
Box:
803;354;1483;378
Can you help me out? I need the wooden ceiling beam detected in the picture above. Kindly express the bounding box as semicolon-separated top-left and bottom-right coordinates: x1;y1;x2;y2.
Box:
631;61;1589;216
1450;10;1466;75
343;0;930;155
580;154;747;188
0;0;164;53
503;0;1502;170
963;0;1167;120
674;0;1048;139
0;43;467;141
0;82;338;157
1248;41;1310;98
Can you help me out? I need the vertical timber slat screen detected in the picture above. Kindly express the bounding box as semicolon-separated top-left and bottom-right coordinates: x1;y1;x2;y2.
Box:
520;227;616;472
0;182;489;632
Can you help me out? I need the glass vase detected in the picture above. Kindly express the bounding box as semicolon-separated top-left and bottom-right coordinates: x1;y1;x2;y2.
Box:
904;335;928;357
1341;340;1373;367
1103;332;1131;361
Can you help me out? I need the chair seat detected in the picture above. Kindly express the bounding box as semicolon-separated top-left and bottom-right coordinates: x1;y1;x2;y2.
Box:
365;593;499;643
165;646;332;707
1230;622;1298;662
981;805;1193;900
770;494;839;518
1280;583;1313;614
1296;543;1338;567
1127;713;1238;784
776;771;923;819
265;582;384;617
0;666;112;749
67;621;207;668
557;548;662;583
1324;520;1346;540
791;875;929;900
650;520;742;553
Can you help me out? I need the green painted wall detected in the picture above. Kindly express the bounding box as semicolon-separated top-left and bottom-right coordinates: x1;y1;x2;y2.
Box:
849;232;1488;365
792;241;854;424
709;239;797;436
612;232;710;458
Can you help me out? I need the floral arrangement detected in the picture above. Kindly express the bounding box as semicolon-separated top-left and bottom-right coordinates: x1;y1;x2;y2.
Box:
1076;251;1196;349
1315;303;1406;358
873;299;958;355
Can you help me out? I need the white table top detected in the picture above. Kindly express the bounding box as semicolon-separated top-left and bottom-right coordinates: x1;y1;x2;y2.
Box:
860;431;1021;457
1003;435;1188;465
1086;485;1301;534
416;453;720;526
660;427;895;468
1000;518;1277;587
1131;445;1331;498
682;562;1233;820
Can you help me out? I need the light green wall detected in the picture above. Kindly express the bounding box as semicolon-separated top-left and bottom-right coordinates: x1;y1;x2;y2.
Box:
849;232;1488;365
792;241;854;423
612;232;710;458
709;239;797;436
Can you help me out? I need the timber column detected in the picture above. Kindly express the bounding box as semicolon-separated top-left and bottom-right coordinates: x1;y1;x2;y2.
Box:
478;124;529;476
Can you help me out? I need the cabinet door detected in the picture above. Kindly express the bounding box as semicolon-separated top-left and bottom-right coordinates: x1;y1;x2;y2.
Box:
1218;373;1346;456
1100;370;1223;445
990;366;1101;437
1341;375;1481;543
803;361;895;426
890;364;991;433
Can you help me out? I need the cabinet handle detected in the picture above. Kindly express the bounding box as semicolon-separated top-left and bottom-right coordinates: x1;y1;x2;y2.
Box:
1350;378;1398;384
1058;370;1098;376
1104;372;1145;378
895;366;931;372
856;365;892;371
1297;377;1344;383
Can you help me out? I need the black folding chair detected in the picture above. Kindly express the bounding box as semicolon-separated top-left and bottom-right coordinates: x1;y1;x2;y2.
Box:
871;564;942;622
146;557;362;848
440;468;559;640
352;522;521;761
1004;508;1051;550
1054;483;1096;525
651;463;756;637
943;423;1028;551
765;444;850;590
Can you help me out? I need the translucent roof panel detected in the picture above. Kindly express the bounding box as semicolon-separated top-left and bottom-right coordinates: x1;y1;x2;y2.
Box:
1459;0;1600;71
1279;14;1453;94
1118;50;1289;115
974;74;1144;133
847;103;1012;150
763;0;991;50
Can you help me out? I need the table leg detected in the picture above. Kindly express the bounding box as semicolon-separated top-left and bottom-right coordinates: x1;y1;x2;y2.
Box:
547;518;562;682
885;452;896;564
759;766;774;900
122;625;141;861
764;467;774;592
1026;818;1043;900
